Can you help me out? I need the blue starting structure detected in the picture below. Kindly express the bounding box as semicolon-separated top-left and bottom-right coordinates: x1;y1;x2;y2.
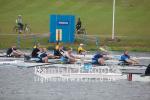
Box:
49;15;75;43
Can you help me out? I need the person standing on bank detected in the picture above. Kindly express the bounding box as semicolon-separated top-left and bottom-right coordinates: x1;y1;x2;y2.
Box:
16;15;24;32
76;17;82;32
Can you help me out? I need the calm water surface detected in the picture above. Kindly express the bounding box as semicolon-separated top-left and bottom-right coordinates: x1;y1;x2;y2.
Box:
0;52;150;100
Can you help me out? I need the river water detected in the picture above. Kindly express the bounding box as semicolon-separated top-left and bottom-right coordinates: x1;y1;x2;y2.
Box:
0;52;150;100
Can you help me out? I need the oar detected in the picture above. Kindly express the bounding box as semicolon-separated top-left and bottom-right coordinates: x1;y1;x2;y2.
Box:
131;64;148;67
133;57;150;60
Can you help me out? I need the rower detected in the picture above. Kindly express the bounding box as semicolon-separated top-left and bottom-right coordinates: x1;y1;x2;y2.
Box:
37;47;48;63
145;64;150;76
38;47;59;63
61;48;80;64
120;50;139;65
77;43;87;55
31;43;40;58
92;52;105;65
6;45;25;57
53;43;65;58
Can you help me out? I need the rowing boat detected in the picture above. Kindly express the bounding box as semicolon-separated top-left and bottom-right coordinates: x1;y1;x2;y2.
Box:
77;54;150;60
0;56;148;73
0;60;24;65
1;53;150;60
0;60;51;68
0;58;147;75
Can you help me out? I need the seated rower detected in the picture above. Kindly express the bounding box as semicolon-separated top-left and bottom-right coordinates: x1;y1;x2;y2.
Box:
77;43;87;55
38;47;59;63
6;45;25;57
53;43;65;58
120;50;139;65
61;48;80;64
31;43;40;58
92;52;105;65
145;64;150;76
37;47;49;63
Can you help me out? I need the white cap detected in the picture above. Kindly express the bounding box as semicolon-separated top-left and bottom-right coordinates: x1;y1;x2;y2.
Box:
99;47;107;52
80;43;84;46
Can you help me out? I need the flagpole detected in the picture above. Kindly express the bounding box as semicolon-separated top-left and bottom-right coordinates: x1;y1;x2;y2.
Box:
112;0;116;40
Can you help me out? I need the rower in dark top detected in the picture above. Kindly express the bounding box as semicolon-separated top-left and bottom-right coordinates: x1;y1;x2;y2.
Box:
92;52;105;65
54;43;61;57
7;46;17;57
53;43;65;58
37;47;48;63
145;64;150;76
37;47;60;63
31;43;40;58
6;45;24;57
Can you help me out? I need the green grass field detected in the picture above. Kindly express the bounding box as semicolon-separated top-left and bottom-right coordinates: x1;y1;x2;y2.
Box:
0;0;150;51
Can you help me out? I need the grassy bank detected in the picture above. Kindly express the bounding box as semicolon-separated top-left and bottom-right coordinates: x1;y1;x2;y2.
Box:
0;0;150;51
0;34;149;52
